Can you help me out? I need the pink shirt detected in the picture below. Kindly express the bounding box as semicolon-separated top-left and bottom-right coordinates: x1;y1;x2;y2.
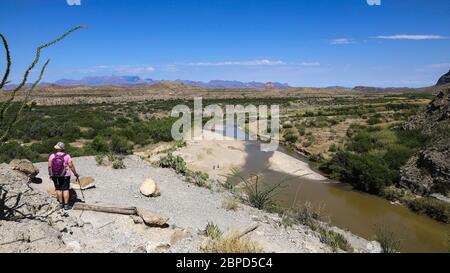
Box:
48;152;73;177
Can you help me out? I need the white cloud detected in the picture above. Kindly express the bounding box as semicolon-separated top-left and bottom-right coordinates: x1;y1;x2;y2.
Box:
427;63;450;69
330;38;354;45
186;59;286;66
114;65;155;74
66;0;81;6
373;35;447;40
298;62;321;67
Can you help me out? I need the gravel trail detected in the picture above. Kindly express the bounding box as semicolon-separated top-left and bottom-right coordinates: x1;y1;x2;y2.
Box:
29;156;374;253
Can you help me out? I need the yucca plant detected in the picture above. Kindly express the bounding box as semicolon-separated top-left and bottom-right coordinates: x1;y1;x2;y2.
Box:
0;26;86;144
232;170;286;211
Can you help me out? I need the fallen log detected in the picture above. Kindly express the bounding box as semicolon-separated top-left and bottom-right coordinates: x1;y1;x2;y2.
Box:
73;203;137;215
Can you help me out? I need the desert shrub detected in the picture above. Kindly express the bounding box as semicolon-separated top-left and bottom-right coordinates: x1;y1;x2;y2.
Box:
158;153;187;174
234;172;284;211
383;144;414;170
346;131;374;153
297;126;306;136
80;128;96;139
297;202;323;230
309;153;324;163
283;128;299;143
29;139;58;154
95;154;105;166
328;144;338;152
407;197;450;223
204;222;223;240
319;229;353;253
222;198;239;211
295;202;353;252
112;157;126;169
89;136;110;153
186;170;210;188
146;117;176;142
320;151;395;194
0;141;40;163
282;121;293;128
303;111;315;117
374;225;401;253
381;186;406;202
201;231;263;253
396;129;429;149
321;125;430;196
110;135;132;155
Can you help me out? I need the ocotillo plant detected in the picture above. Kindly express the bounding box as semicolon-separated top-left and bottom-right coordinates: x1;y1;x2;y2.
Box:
0;26;86;144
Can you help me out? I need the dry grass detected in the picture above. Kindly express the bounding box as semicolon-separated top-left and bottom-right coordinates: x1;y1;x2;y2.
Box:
222;197;239;211
201;231;263;253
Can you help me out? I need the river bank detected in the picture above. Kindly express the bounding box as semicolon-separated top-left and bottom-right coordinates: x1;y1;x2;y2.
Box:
164;125;450;253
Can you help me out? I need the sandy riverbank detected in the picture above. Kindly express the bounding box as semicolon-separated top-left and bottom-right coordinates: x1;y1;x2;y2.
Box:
174;126;326;181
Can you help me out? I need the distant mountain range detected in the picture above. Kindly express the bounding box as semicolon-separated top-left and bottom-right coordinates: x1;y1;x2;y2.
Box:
49;76;290;89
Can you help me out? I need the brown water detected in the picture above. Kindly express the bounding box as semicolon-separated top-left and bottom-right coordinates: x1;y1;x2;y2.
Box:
229;127;449;253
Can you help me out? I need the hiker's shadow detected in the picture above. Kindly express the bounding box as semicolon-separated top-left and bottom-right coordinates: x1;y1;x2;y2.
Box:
69;189;84;205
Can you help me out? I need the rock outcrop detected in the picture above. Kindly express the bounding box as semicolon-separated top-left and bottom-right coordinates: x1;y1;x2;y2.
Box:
436;70;450;86
400;88;450;195
0;163;82;252
9;159;39;178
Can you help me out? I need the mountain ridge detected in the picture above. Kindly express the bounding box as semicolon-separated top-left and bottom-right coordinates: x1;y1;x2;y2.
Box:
51;75;290;89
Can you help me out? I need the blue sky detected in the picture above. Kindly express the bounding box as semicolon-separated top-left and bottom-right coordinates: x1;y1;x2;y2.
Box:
1;0;449;87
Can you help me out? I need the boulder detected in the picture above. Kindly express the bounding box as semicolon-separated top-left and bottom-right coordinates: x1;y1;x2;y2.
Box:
139;178;161;197
136;207;169;227
70;176;96;190
9;159;39;178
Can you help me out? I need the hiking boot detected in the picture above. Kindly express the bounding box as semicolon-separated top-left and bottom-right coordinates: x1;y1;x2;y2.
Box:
63;204;72;210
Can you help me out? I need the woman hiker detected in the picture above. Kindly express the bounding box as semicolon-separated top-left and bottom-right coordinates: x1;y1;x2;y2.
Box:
48;142;79;210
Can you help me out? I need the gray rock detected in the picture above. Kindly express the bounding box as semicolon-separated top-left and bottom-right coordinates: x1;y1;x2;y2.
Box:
9;159;39;178
436;70;450;86
401;88;450;195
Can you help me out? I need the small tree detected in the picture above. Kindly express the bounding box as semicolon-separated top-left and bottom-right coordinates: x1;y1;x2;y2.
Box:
0;26;86;144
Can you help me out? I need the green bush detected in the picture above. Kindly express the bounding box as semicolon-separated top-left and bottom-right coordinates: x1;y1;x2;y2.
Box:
383;144;414;170
407;197;450;223
0;142;40;163
90;136;110;153
112;157;126;169
110;135;132;155
233;172;284;211
374;225;401;253
158;153;187;174
187;170;210;188
283;128;299;144
320;151;395;194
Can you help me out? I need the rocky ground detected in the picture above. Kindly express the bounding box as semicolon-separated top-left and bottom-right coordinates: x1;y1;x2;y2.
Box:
1;156;380;253
401;87;450;196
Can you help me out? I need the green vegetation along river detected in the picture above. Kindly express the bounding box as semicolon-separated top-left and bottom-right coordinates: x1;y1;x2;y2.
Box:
231;127;449;253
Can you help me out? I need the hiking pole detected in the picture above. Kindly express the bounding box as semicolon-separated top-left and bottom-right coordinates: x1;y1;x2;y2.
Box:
76;176;86;203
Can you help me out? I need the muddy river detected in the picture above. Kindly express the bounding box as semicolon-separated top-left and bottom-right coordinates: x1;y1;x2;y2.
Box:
227;127;449;253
